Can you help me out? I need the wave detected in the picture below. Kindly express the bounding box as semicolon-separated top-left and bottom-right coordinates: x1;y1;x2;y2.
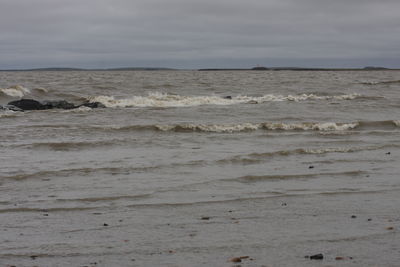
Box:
0;85;30;98
15;139;123;151
155;122;359;132
226;170;365;183
361;79;400;85
10;120;398;134
87;92;362;108
217;144;397;164
96;120;400;133
0;110;18;118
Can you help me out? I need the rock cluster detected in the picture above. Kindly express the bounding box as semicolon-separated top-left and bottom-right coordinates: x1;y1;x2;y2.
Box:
1;99;105;111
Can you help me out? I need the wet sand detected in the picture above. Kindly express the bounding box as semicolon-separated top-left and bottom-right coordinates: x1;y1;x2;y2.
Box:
1;189;399;266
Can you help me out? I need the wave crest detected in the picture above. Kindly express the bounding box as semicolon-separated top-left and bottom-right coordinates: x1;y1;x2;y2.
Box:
87;92;362;108
0;85;30;98
154;122;359;133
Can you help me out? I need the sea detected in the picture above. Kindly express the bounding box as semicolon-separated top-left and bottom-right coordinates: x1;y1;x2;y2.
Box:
1;70;399;266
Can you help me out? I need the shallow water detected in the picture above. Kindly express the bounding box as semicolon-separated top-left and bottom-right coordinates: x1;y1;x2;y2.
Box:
1;70;400;266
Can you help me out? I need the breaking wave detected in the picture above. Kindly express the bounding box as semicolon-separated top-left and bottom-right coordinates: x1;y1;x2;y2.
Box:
0;85;30;98
154;122;359;133
13;120;399;133
87;92;362;108
96;120;400;133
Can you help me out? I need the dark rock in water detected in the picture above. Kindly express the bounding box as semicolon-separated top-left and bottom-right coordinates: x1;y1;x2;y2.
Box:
223;96;232;99
8;99;47;110
80;102;106;108
7;98;105;110
42;100;77;109
309;254;324;260
7;98;105;111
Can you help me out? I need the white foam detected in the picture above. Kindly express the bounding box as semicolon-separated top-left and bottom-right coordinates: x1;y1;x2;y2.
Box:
261;122;358;131
156;123;261;133
154;122;358;133
88;92;362;108
0;85;30;98
393;120;400;127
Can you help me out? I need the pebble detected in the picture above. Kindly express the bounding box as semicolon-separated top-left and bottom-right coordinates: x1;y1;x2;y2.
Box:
103;223;108;226
229;256;249;263
201;217;210;220
351;215;357;219
309;165;314;169
309;253;324;260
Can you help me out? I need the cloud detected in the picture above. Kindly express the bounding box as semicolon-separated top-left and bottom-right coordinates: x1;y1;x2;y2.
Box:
1;0;400;68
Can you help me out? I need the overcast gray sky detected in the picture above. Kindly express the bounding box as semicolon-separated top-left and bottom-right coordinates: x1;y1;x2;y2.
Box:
1;0;399;69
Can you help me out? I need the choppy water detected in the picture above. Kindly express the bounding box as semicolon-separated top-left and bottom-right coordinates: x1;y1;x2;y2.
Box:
1;70;400;266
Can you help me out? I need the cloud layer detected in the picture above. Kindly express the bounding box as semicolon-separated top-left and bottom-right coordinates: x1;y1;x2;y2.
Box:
1;0;400;68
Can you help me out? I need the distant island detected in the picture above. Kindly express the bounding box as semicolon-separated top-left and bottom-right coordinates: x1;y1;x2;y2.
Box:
199;66;394;71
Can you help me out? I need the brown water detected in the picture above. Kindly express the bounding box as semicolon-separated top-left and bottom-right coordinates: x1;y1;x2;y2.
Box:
1;70;400;266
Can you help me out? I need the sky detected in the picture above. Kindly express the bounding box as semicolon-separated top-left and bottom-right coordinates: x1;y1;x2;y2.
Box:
1;0;400;69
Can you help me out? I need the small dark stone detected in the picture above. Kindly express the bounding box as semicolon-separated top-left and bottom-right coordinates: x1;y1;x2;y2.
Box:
103;223;108;226
201;217;210;220
351;215;357;219
386;152;391;155
30;255;38;260
224;96;232;99
309;165;314;169
230;257;242;263
367;218;372;221
282;203;287;206
309;253;324;260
